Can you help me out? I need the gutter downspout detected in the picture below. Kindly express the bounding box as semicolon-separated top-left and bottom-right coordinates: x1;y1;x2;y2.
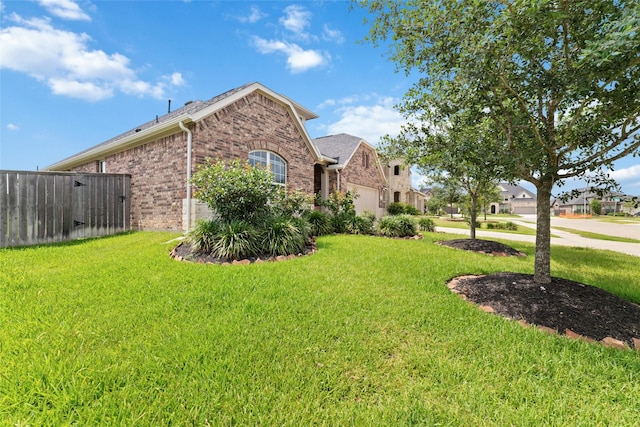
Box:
179;121;192;233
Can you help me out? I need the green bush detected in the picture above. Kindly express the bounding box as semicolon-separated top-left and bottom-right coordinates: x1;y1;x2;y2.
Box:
387;202;406;215
486;221;518;231
188;218;223;253
260;216;306;256
211;220;259;260
190;158;279;224
418;216;436;232
353;211;376;235
318;191;358;234
376;214;418;237
405;205;421;215
305;210;333;236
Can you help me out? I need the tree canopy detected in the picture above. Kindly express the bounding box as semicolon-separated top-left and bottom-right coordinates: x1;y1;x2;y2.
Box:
359;0;640;283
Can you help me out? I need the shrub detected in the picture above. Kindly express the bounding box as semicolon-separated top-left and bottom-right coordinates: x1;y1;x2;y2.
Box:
211;220;259;260
418;216;436;232
318;191;358;234
387;202;406;215
353;212;376;235
376;214;418;237
405;205;421;215
486;221;518;231
305;210;333;236
190;158;278;224
188;218;223;253
260;216;306;257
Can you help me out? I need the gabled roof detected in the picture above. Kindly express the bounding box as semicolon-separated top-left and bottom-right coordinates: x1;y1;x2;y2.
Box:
45;82;324;170
313;133;364;166
313;133;386;183
499;182;537;200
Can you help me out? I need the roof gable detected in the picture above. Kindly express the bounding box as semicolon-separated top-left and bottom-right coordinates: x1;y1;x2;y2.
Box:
45;82;323;170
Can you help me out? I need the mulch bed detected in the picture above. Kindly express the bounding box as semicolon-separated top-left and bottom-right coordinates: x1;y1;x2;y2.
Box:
442;239;640;351
437;238;526;257
170;239;317;265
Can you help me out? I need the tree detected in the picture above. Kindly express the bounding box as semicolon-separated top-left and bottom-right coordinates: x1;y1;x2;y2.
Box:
480;185;502;220
590;199;602;216
359;0;640;283
380;112;506;239
429;177;463;219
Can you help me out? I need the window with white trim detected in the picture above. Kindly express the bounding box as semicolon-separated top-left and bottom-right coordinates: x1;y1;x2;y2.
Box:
248;150;287;185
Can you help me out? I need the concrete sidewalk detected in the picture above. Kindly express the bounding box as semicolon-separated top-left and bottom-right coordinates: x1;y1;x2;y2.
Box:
435;223;640;257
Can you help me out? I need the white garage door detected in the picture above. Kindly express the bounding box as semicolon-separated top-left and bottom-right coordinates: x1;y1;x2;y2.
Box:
347;183;380;216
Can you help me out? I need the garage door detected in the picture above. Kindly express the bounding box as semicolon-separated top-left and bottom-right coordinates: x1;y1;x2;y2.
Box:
347;183;380;216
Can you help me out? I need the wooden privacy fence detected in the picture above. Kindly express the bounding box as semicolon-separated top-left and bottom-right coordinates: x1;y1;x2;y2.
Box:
1;171;131;248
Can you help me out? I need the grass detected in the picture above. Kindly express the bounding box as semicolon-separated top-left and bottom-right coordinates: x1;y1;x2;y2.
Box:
1;232;640;425
432;217;538;236
551;226;640;244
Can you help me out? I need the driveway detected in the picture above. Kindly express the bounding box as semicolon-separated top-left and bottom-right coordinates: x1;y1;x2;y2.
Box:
436;216;640;257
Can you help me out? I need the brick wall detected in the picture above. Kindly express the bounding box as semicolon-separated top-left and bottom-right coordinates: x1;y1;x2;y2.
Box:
340;143;385;198
192;92;316;194
71;91;317;230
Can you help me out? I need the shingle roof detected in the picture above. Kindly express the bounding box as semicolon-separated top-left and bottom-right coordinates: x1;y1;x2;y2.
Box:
58;83;255;161
312;133;363;165
45;82;320;170
499;182;537;199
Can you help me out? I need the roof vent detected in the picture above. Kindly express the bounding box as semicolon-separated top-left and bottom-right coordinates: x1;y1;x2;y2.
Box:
135;128;141;133
184;100;193;106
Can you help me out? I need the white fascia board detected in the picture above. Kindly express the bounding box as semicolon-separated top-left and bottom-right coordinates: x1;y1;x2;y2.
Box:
44;115;193;171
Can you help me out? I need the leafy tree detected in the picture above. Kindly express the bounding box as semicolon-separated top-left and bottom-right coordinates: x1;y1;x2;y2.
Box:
590;199;602;216
429;176;463;219
480;184;503;220
359;0;640;283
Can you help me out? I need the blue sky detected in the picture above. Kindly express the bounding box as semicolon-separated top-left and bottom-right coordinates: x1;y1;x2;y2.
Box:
1;0;638;197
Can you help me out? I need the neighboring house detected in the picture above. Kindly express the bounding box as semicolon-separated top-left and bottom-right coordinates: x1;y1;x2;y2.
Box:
313;134;387;217
491;183;537;215
44;82;338;231
551;188;631;216
384;159;426;213
44;83;392;231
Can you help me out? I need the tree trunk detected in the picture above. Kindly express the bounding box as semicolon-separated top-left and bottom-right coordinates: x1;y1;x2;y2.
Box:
534;182;553;284
469;196;478;240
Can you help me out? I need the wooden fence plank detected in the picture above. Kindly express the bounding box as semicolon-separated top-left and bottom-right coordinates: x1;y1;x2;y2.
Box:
0;173;8;248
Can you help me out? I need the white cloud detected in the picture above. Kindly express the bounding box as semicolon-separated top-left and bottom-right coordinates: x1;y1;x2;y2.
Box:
279;5;311;39
608;163;640;190
7;123;20;131
39;0;91;21
325;96;405;146
238;6;265;24
169;72;185;87
322;24;344;44
0;14;184;101
252;37;328;73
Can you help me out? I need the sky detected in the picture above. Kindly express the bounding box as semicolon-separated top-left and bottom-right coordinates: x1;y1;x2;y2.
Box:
1;0;639;197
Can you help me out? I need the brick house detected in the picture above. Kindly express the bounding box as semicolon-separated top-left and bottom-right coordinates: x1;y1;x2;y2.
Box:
313;134;387;217
44;83;385;230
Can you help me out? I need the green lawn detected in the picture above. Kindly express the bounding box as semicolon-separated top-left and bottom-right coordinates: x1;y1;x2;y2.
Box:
1;232;639;425
432;217;538;236
551;226;640;244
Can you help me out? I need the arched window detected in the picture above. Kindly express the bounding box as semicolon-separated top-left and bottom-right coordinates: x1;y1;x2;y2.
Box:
248;150;287;185
393;165;400;175
393;191;400;203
